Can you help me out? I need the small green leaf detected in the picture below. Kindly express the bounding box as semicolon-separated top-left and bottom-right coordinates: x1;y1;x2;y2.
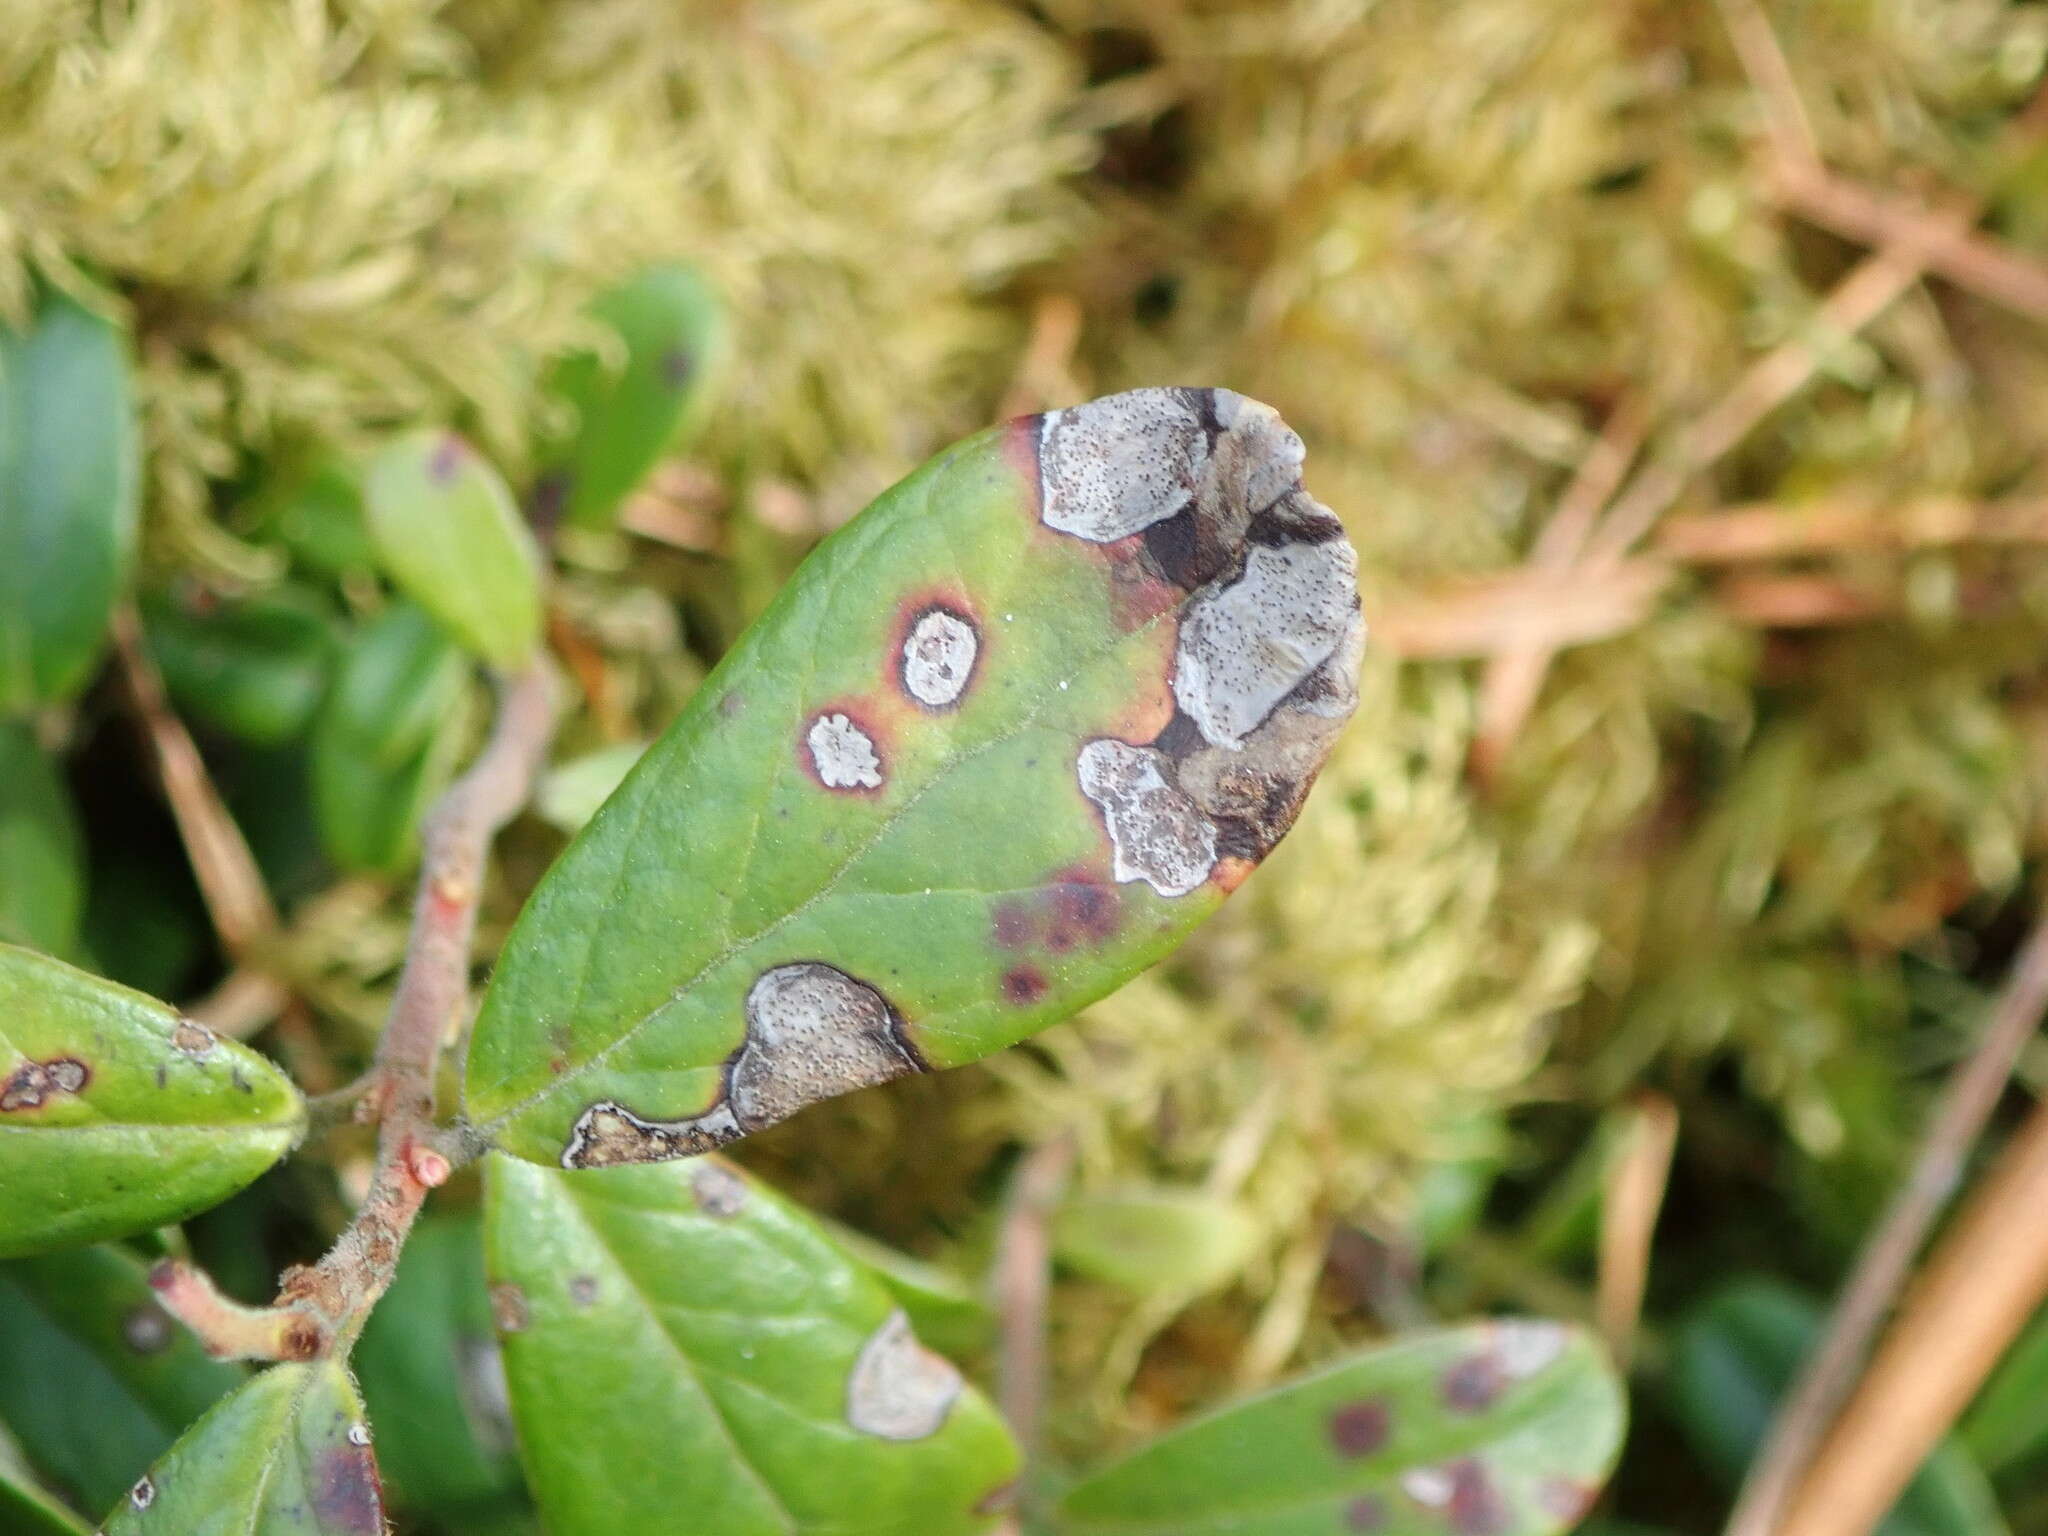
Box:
818;1218;996;1358
0;722;85;958
533;740;647;834
352;1212;522;1516
310;602;468;874
1058;1320;1624;1535
0;1245;243;1514
483;1153;1020;1536
1053;1185;1262;1297
535;263;729;533
141;586;338;746
101;1361;385;1535
363;430;543;669
0;1469;89;1535
1961;1303;2048;1473
1670;1280;2006;1536
0;944;304;1258
252;458;378;579
0;288;139;712
466;389;1363;1168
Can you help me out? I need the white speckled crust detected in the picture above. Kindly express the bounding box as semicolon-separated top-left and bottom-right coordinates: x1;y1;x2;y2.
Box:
560;1099;741;1168
1038;389;1210;542
900;608;978;708
1076;738;1219;897
806;711;882;789
845;1309;962;1441
1401;1467;1455;1508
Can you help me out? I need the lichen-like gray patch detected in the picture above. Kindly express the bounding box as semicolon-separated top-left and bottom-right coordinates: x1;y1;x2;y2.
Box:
1493;1318;1567;1378
1401;1466;1454;1508
1038;388;1209;542
806;711;883;789
1173;537;1360;749
846;1308;962;1441
172;1019;216;1056
560;963;920;1169
901;609;978;708
691;1162;749;1217
1077;739;1218;897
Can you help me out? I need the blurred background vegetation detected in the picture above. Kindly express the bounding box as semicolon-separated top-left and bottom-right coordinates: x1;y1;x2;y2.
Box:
9;0;2048;1529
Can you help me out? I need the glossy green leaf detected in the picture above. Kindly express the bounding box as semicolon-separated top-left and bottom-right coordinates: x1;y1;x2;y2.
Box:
0;1245;244;1514
1053;1185;1261;1296
0;1469;88;1535
535;262;729;533
141;586;337;746
483;1153;1019;1536
352;1212;521;1515
0;288;139;712
1961;1303;2048;1473
534;740;647;834
1058;1320;1624;1535
0;944;304;1257
465;389;1363;1168
1670;1281;2006;1536
0;722;84;958
252;457;377;579
819;1218;996;1359
310;602;468;874
363;430;543;669
101;1361;385;1535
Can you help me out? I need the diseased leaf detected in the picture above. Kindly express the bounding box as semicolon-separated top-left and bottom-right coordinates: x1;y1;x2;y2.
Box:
1670;1281;2005;1536
482;1153;1019;1536
1053;1185;1262;1297
0;721;85;958
141;585;338;746
0;288;139;712
100;1362;385;1536
819;1217;995;1359
310;602;468;874
0;1245;243;1513
352;1213;522;1516
534;262;728;533
0;944;304;1258
1058;1320;1624;1536
363;430;543;669
465;389;1363;1168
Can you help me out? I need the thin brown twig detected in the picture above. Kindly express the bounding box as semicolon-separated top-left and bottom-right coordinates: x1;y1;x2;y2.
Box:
1657;495;2048;562
1597;1093;1679;1370
1714;0;1822;170
993;1134;1075;1497
1724;908;2048;1536
153;661;560;1361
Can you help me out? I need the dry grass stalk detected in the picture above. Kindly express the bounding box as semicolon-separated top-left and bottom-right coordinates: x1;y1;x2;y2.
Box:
1597;1092;1679;1369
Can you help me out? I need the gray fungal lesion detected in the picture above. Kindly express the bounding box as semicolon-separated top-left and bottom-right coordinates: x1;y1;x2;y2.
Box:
561;963;926;1169
1;1055;88;1112
845;1308;962;1441
806;711;884;790
900;607;979;709
1049;388;1365;892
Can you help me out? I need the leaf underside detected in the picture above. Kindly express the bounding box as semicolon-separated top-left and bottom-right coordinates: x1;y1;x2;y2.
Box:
465;387;1364;1168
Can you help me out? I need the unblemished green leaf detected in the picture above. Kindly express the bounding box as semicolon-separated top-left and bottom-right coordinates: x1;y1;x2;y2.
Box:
142;585;338;746
1670;1280;2006;1536
0;721;84;958
352;1212;522;1516
363;430;543;670
310;601;468;874
100;1361;385;1536
1058;1319;1624;1535
252;457;378;579
0;944;304;1258
0;1468;88;1535
533;740;647;835
818;1217;996;1359
0;1245;244;1514
483;1153;1020;1536
465;389;1363;1168
1961;1303;2048;1473
0;288;139;712
1053;1185;1262;1297
535;262;729;534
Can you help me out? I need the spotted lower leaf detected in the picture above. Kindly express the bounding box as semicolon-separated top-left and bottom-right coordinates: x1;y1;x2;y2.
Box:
464;388;1364;1167
482;1153;1019;1536
0;945;305;1258
101;1362;385;1535
1058;1321;1625;1536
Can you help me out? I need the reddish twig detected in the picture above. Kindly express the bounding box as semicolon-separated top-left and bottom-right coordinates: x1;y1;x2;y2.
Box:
993;1135;1076;1495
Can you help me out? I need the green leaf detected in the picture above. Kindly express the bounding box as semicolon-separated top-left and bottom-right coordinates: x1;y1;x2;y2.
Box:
534;740;647;834
0;288;139;712
482;1153;1020;1536
535;262;729;533
0;1245;243;1514
352;1212;522;1516
142;586;338;746
251;457;378;579
1961;1303;2048;1473
465;389;1363;1167
1053;1185;1262;1297
0;722;84;958
1670;1280;2006;1536
1058;1320;1625;1535
818;1218;996;1359
310;602;468;874
0;944;304;1258
363;430;543;669
0;1468;88;1535
100;1361;385;1535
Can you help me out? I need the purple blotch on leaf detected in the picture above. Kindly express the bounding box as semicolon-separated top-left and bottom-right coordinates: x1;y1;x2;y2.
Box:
1326;1399;1390;1458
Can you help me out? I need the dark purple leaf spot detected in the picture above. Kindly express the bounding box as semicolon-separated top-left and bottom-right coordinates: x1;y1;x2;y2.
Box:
1;1056;89;1112
1447;1460;1508;1536
429;434;467;483
1441;1353;1505;1413
1001;966;1047;1005
312;1442;385;1534
1344;1494;1387;1531
490;1281;529;1334
529;469;571;528
1326;1399;1390;1458
662;347;696;388
567;1273;599;1308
